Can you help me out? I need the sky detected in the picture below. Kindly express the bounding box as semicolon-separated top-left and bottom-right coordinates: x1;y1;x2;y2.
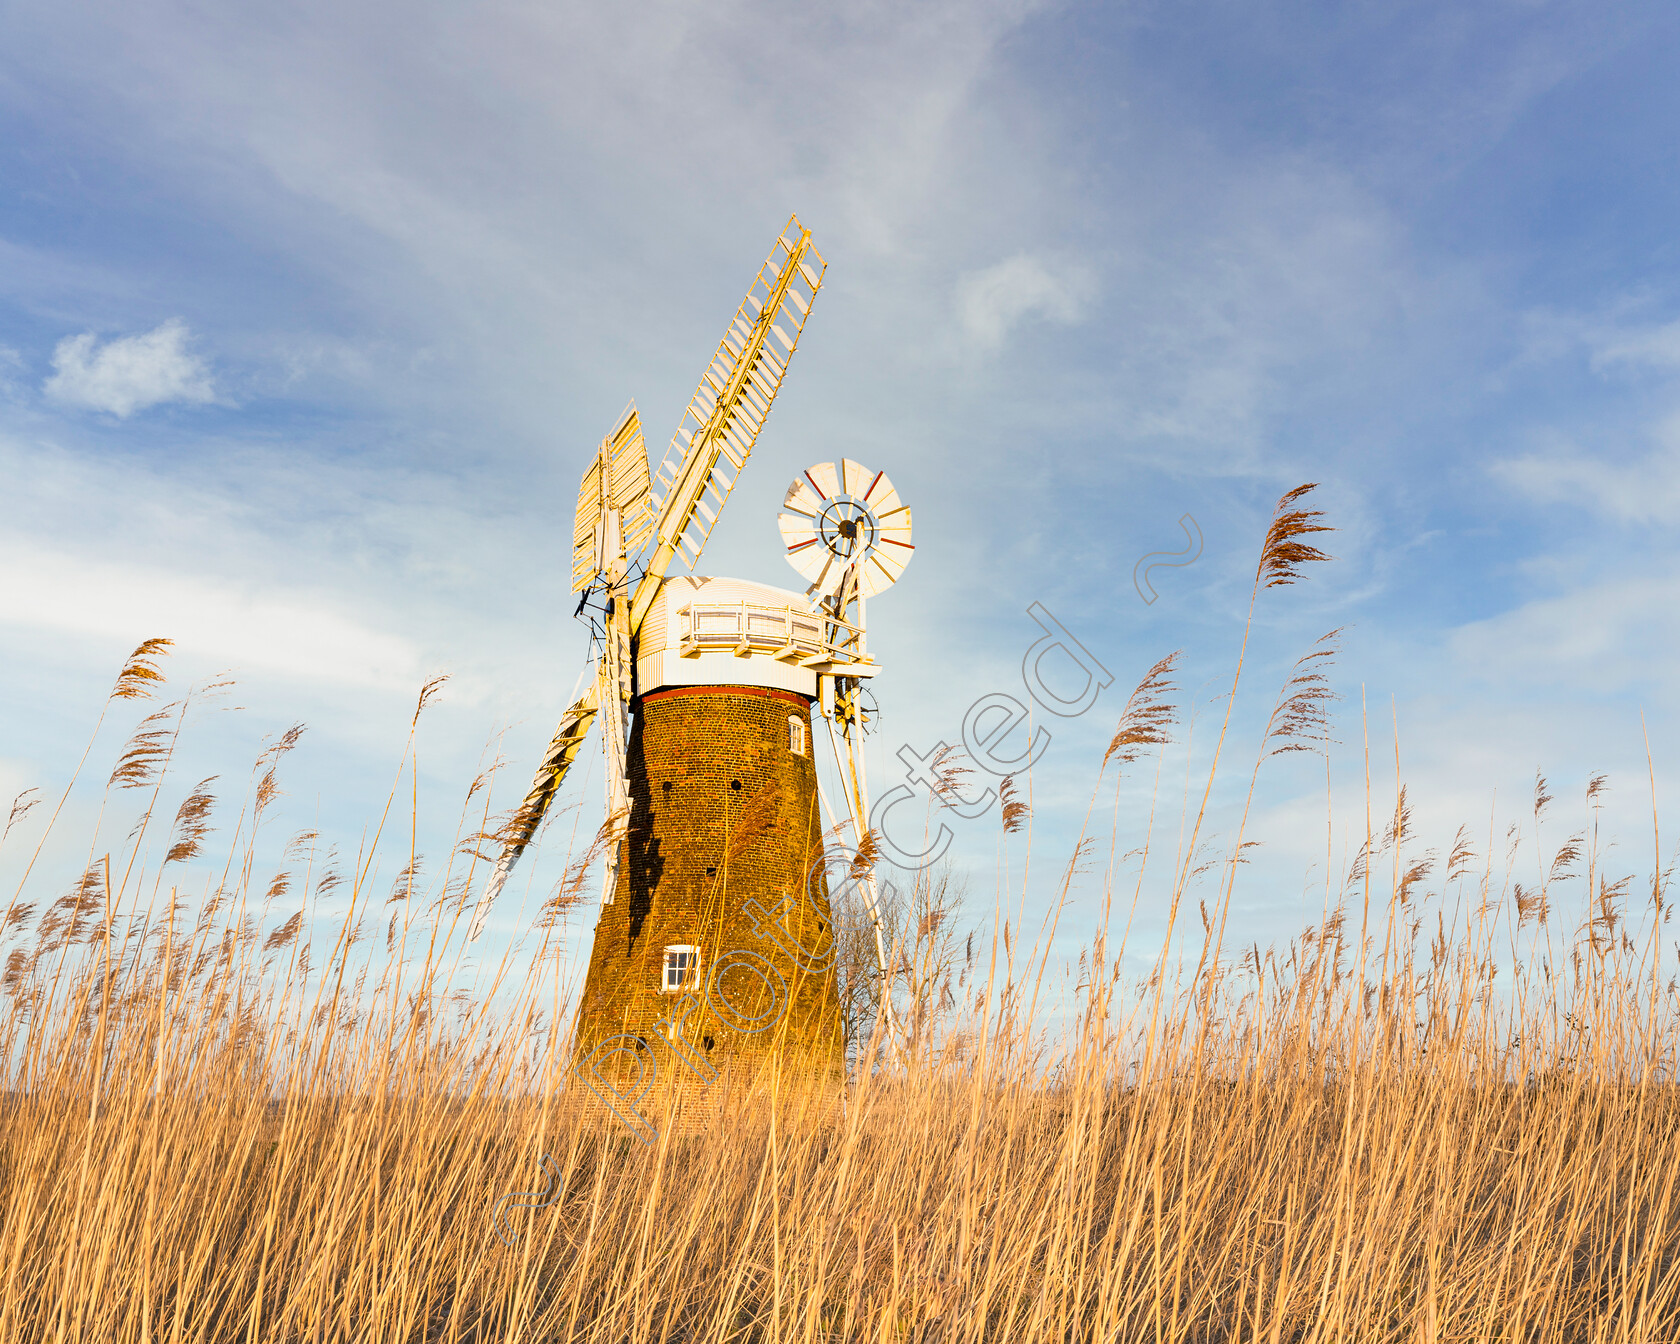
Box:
3;0;1680;1015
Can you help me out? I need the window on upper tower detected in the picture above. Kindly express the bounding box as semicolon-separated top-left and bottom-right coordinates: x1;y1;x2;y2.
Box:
788;714;807;756
662;945;700;993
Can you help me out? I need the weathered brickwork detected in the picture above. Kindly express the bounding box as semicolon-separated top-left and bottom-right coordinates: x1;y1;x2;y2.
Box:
572;685;843;1130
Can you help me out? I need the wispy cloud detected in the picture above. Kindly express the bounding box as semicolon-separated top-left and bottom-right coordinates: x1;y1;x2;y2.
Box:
1449;565;1680;695
1492;413;1680;526
0;537;420;691
1495;300;1680;524
956;254;1091;351
44;319;215;417
1517;304;1680;380
1589;319;1680;374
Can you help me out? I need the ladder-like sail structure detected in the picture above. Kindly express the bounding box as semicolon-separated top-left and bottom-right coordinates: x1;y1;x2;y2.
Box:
631;217;825;631
473;678;600;931
571;404;654;594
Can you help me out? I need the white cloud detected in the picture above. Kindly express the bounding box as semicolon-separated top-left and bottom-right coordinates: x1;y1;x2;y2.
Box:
0;538;420;691
43;318;214;417
1448;566;1680;694
1517;305;1680;379
956;253;1091;350
1589;318;1680;374
1493;410;1680;525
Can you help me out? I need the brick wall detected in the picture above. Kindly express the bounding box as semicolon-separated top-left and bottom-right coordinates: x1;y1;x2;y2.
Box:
571;685;844;1130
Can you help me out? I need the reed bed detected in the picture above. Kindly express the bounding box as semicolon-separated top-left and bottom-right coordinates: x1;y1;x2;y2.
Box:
2;486;1678;1342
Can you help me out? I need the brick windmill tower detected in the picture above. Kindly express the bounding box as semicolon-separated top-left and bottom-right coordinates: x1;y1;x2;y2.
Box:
481;219;913;1136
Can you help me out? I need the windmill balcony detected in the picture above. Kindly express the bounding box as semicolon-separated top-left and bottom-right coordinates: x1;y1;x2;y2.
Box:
636;574;875;698
676;601;869;670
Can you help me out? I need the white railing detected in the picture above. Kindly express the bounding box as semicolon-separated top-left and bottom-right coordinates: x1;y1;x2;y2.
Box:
676;601;867;666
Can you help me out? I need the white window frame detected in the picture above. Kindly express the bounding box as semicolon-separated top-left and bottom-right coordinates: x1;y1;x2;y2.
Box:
661;945;701;993
788;714;807;756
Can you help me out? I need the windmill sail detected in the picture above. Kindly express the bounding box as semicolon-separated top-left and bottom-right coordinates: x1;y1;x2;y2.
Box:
473;678;600;924
572;404;654;594
481;218;824;924
631;217;825;631
595;583;634;900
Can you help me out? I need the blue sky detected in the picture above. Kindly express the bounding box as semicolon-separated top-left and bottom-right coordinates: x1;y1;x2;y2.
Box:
3;1;1679;1006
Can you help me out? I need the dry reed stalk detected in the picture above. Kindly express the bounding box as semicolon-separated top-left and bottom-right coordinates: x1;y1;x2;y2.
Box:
6;580;1680;1340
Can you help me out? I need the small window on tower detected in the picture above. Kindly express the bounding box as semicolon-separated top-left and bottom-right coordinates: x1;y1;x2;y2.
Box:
662;945;700;993
788;714;807;756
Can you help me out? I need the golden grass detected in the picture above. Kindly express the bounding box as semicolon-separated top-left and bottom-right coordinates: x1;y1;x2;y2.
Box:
3;490;1679;1341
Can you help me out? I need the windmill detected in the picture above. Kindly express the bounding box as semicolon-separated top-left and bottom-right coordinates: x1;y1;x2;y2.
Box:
477;218;913;1119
